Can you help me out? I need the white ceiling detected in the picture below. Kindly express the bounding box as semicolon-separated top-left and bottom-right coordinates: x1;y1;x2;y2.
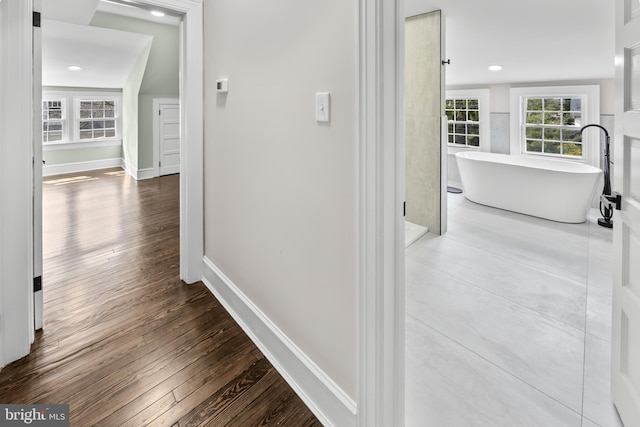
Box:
40;0;178;89
41;0;615;89
405;0;615;86
42;19;152;88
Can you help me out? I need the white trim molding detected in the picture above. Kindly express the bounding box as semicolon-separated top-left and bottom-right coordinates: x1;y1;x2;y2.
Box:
446;88;491;152
0;0;35;367
510;85;601;167
134;0;203;284
357;0;405;426
43;158;123;177
202;258;357;427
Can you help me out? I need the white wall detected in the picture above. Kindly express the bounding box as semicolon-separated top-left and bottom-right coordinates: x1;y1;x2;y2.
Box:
203;0;357;402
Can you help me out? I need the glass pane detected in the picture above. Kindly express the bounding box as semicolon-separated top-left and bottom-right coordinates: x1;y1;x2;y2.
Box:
526;127;542;139
445;99;454;109
527;98;543;111
104;101;114;110
80;101;92;110
49;122;62;131
562;129;582;142
93;130;105;138
526;112;542;124
50;110;62;119
93;109;104;118
468;110;479;121
93;121;104;129
544;98;561;111
467;124;479;135
455;124;466;134
456;111;466;121
80;131;93;139
455;99;466;109
104;110;114;118
562;113;580;126
448;123;453;133
544;112;561;125
454;135;466;145
105;120;115;129
80;121;92;130
446;111;455;121
562;98;581;111
526;140;542;152
546;141;561;154
563;143;583;156
80;109;91;119
468;136;479;147
48;132;62;142
105;129;115;138
544;128;561;141
92;101;104;109
467;99;478;109
448;134;453;143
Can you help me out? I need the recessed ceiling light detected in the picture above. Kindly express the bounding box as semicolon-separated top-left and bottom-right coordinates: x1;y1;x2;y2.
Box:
68;65;82;71
488;65;503;71
151;10;165;17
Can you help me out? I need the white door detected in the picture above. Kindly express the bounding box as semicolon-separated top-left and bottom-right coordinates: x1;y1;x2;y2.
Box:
33;0;43;330
155;99;180;176
611;0;640;425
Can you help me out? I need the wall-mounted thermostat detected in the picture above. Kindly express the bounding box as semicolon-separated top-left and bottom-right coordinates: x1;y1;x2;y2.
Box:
216;79;228;93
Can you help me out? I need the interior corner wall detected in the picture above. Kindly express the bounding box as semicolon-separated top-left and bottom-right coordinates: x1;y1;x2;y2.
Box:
90;12;179;173
203;0;357;403
405;11;443;234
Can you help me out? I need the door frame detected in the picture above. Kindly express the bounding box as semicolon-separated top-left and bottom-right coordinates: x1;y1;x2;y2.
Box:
0;0;36;367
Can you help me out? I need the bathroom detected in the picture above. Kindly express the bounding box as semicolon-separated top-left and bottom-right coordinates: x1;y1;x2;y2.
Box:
404;1;625;426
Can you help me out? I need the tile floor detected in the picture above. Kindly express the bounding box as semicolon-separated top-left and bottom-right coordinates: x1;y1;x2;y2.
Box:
405;192;624;427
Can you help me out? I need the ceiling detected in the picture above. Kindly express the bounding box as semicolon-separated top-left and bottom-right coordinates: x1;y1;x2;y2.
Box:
405;0;615;86
41;0;179;89
41;0;615;89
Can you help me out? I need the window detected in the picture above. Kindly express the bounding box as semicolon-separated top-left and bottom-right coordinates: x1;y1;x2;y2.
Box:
446;98;480;147
41;91;122;146
77;99;117;140
445;89;490;152
42;99;65;143
510;85;600;166
522;97;583;157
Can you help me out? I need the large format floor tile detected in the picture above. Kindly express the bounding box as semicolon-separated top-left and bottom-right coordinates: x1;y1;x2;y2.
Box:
406;194;616;426
406;258;585;412
406;316;582;427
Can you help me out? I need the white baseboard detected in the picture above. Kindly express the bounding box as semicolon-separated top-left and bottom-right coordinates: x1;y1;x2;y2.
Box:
42;158;123;177
122;159;156;180
201;257;357;427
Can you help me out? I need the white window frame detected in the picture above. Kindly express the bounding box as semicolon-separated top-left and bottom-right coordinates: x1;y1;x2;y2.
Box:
446;89;490;153
74;95;121;143
41;90;122;149
510;85;600;167
41;97;68;143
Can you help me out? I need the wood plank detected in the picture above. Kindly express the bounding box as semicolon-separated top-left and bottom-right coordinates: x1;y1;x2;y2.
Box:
0;169;321;426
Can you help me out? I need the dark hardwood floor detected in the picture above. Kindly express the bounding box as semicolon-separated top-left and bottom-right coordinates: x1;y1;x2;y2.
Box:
0;168;322;427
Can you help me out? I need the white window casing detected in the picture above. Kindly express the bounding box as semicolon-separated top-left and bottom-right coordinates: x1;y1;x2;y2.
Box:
446;88;490;154
510;85;600;167
41;90;122;149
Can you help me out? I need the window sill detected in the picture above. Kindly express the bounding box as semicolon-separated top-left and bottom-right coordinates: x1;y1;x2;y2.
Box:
43;139;122;151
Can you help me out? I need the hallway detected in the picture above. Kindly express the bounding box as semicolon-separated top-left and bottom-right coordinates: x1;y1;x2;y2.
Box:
0;169;320;426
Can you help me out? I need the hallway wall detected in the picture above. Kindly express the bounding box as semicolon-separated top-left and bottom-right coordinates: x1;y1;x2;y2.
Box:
202;0;357;405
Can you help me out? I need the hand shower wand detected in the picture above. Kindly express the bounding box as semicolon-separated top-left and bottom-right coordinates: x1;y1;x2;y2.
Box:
579;124;612;228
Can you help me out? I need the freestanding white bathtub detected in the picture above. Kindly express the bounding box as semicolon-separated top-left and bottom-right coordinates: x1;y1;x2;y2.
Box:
455;151;602;223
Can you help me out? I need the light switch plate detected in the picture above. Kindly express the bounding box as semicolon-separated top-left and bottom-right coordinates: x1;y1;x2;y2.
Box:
316;92;330;122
